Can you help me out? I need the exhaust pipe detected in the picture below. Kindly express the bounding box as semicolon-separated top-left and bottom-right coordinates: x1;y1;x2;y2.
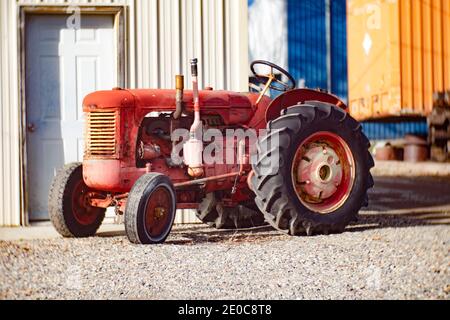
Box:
189;59;201;135
183;58;204;178
173;75;184;119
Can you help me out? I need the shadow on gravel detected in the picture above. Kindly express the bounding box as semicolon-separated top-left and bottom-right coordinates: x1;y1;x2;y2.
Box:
96;225;284;245
166;226;285;245
165;208;449;243
97;177;450;242
368;177;450;211
349;176;450;232
97;230;126;238
349;210;450;233
97;213;449;243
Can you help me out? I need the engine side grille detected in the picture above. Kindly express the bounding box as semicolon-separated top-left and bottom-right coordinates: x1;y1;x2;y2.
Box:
85;111;118;158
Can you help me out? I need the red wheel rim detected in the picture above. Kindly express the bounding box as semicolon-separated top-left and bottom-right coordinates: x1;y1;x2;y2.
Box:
144;187;173;239
71;180;100;225
291;131;355;214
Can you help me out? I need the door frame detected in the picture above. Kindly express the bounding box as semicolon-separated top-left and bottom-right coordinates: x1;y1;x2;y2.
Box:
18;5;128;224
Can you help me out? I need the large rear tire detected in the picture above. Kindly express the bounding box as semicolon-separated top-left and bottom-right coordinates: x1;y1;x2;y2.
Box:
250;102;374;236
48;163;105;238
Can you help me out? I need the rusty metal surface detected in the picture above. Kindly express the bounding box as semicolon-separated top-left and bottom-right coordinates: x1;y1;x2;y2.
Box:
83;89;254;125
85;111;119;158
405;134;428;146
261;88;347;130
428;92;450;162
174;172;240;189
292;131;355;214
404;145;429;163
82;81;351;210
403;135;428;163
375;145;397;161
348;0;450;120
144;186;173;239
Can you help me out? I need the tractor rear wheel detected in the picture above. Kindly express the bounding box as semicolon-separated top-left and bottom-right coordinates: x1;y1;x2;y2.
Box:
48;162;106;238
125;173;176;244
250;102;374;236
196;193;266;229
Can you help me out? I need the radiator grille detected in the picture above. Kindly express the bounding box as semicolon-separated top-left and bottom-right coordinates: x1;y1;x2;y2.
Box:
85;111;118;157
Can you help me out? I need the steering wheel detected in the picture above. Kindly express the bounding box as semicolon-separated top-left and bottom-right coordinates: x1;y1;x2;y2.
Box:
250;60;296;92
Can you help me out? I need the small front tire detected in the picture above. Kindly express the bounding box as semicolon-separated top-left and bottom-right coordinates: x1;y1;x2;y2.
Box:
48;163;106;238
125;173;176;244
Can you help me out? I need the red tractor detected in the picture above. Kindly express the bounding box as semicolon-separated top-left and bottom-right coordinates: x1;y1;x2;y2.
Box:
49;59;374;244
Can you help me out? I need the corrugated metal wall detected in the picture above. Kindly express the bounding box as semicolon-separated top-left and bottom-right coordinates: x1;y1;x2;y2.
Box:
133;0;248;91
347;0;450;120
0;0;21;226
287;0;348;102
0;0;248;226
399;0;450;116
330;0;347;100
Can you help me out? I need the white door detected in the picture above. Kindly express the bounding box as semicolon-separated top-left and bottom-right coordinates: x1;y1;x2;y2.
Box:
26;14;116;220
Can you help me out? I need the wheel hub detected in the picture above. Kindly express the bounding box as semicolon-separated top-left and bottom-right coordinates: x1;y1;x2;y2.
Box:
154;207;166;220
72;180;99;226
292;131;355;214
145;187;172;238
297;145;343;201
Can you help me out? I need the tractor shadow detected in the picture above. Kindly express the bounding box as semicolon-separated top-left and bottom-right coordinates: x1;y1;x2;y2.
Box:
170;177;450;242
166;225;285;245
96;223;284;244
349;210;450;233
348;176;450;233
97;177;450;242
97;230;126;238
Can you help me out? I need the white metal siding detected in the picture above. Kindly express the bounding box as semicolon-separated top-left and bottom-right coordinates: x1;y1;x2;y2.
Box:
16;0;128;5
0;0;248;226
0;0;21;226
133;0;249;91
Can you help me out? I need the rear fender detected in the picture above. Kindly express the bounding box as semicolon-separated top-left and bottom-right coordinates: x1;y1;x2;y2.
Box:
265;89;348;123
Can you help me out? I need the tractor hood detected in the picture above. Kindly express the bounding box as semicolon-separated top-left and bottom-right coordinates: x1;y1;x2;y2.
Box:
83;88;255;124
83;89;136;111
83;88;251;109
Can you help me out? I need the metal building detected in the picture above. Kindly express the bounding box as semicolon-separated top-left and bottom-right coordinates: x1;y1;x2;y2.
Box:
287;0;348;102
0;0;249;226
248;0;348;101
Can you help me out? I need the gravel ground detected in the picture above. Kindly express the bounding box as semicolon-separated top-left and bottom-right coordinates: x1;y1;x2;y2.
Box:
1;177;449;300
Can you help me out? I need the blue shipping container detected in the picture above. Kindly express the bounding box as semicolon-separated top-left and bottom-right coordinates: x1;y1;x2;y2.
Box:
361;121;428;141
287;0;348;102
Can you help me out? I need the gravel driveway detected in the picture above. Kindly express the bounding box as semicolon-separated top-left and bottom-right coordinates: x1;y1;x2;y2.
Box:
1;177;449;300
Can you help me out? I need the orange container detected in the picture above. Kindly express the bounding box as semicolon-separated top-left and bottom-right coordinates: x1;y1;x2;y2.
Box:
347;0;450;121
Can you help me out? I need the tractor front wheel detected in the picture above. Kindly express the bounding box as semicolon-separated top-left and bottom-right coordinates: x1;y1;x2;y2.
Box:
125;173;176;244
48;163;106;238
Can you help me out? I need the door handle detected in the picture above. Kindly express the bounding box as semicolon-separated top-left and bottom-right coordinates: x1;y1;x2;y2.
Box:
27;123;36;132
